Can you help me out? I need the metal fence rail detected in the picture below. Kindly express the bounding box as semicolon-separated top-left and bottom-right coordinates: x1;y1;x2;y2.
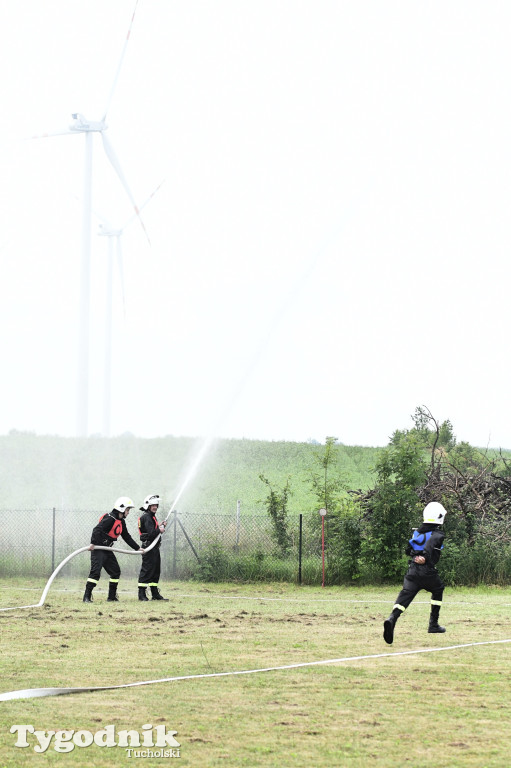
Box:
0;508;322;582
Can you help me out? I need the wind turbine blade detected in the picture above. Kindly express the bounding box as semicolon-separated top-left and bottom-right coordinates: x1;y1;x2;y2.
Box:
120;180;165;231
116;237;126;319
102;0;140;121
101;131;151;245
139;180;165;213
29;129;75;139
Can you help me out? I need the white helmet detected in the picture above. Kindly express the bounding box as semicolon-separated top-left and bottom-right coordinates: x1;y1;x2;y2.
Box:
113;496;135;514
423;502;447;525
140;493;161;512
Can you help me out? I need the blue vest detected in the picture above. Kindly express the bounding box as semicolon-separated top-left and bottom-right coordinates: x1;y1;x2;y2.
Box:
409;529;443;553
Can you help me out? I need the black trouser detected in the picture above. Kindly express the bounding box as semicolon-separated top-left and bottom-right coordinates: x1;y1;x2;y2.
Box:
393;565;444;613
138;546;161;588
87;548;121;585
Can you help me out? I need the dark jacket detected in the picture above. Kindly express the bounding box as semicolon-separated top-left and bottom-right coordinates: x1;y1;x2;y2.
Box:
406;523;445;570
138;511;162;548
90;511;141;550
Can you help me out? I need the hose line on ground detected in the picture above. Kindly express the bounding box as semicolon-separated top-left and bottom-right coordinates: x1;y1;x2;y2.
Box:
0;532;162;613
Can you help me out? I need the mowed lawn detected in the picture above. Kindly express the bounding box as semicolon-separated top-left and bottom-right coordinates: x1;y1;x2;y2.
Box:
0;578;510;767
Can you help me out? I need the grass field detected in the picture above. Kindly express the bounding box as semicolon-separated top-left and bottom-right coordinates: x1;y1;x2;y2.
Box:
0;432;382;513
0;578;510;767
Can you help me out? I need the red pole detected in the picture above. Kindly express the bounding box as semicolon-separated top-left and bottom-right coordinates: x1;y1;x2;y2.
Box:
321;515;325;588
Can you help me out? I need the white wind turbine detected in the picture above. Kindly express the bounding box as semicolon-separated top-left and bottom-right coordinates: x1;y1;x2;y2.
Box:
33;0;147;437
96;182;164;437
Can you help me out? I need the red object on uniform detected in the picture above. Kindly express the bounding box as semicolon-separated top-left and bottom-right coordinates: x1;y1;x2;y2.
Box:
99;514;123;539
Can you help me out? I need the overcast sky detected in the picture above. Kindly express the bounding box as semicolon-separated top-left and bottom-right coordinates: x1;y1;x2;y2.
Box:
1;1;510;448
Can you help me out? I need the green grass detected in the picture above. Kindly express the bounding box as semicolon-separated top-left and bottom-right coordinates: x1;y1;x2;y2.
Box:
0;579;510;767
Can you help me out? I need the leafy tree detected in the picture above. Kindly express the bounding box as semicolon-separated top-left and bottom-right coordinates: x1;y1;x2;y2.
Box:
391;406;456;468
447;441;484;474
259;475;292;555
307;436;348;513
304;437;360;583
363;429;428;580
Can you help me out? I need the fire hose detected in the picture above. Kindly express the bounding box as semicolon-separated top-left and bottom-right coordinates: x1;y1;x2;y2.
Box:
0;523;164;613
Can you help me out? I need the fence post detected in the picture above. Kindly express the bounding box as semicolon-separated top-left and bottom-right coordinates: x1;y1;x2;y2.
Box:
236;500;241;550
51;507;56;574
298;513;303;585
172;509;177;578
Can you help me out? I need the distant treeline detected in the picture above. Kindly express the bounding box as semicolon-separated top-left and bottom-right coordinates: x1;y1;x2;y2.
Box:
0;431;382;514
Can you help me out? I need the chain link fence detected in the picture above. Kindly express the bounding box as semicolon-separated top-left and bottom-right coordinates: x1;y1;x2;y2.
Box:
0;508;324;584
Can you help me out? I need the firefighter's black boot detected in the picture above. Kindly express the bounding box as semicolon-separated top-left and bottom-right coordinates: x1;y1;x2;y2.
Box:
428;604;446;633
138;587;149;602
83;581;95;603
107;581;119;602
150;586;168;601
383;608;401;645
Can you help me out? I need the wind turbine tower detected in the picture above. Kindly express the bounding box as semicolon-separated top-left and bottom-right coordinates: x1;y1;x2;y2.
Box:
97;182;163;436
34;1;147;436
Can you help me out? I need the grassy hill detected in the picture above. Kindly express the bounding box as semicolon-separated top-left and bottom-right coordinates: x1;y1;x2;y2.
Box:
0;432;382;514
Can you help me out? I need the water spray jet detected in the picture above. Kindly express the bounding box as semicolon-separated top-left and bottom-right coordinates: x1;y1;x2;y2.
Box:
163;434;216;524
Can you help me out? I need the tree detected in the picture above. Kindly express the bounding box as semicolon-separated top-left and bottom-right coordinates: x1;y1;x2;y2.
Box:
305;437;362;583
357;406;511;583
307;436;348;513
259;475;292;555
360;427;428;580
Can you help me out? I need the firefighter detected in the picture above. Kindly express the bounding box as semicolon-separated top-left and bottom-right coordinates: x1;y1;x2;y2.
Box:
83;497;144;603
383;501;447;645
137;493;168;601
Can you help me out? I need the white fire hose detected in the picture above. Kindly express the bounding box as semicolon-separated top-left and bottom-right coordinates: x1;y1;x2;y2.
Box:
0;525;164;613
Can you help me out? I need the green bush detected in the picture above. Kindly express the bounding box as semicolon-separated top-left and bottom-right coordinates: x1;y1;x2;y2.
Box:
191;542;230;582
325;499;363;583
442;542;511;586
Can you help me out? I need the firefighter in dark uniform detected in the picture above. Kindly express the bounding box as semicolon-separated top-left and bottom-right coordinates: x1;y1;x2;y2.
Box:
83;497;144;603
137;493;168;601
383;501;448;644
